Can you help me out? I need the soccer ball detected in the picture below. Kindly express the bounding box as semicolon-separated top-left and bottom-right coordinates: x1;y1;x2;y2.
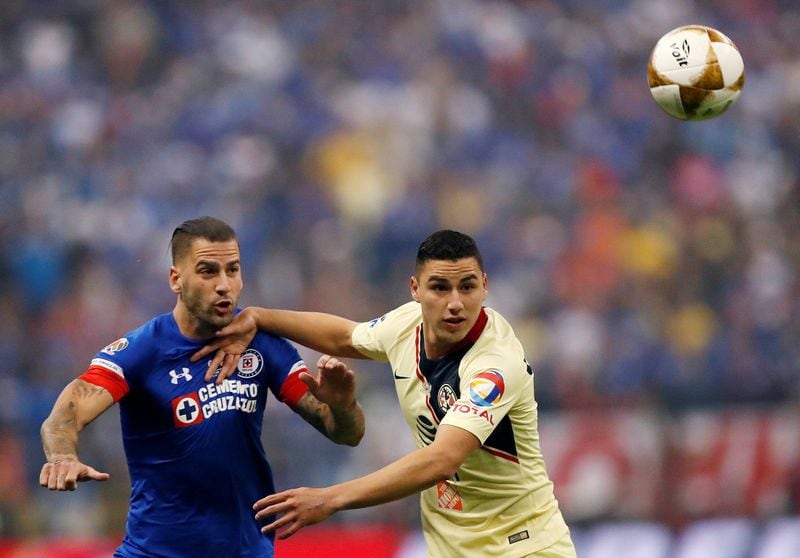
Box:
647;25;745;121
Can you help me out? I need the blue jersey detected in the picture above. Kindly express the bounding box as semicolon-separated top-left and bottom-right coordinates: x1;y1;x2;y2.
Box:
80;312;309;558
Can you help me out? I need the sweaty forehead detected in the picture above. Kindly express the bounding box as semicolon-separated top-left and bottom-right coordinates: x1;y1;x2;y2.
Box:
189;239;240;263
420;258;481;281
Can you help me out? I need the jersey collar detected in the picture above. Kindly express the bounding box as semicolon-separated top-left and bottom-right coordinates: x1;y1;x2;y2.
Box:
442;306;489;356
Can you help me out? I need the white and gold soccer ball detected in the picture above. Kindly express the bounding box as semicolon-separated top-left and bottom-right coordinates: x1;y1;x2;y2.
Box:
647;25;745;121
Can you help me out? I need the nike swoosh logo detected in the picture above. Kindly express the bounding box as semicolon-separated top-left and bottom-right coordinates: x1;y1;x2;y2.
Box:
393;369;410;379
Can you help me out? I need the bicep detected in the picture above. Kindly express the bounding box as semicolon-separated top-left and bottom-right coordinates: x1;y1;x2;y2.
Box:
325;317;364;359
52;379;115;429
430;424;482;467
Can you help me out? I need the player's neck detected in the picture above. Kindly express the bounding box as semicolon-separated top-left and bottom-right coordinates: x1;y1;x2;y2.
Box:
172;305;216;340
424;342;453;361
422;330;459;361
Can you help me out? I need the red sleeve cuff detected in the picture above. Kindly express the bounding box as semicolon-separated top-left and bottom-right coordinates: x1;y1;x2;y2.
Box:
79;365;129;402
279;366;310;407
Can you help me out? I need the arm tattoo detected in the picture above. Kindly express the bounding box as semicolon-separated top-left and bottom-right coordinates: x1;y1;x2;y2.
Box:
42;380;112;460
295;394;328;435
295;393;365;446
73;381;109;400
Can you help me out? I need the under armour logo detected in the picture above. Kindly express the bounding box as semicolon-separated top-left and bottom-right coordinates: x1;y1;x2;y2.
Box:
169;367;193;384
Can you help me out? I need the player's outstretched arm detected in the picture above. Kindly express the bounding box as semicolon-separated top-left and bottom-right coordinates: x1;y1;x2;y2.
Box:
253;424;480;539
293;355;365;447
193;307;365;384
40;379;114;491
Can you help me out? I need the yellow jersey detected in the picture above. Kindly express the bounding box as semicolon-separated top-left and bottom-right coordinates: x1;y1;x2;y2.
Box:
352;301;572;557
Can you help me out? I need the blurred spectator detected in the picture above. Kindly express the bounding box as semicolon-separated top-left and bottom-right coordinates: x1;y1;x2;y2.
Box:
0;0;798;539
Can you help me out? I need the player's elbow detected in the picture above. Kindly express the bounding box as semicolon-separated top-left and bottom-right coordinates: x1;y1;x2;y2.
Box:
429;460;461;483
329;411;365;447
333;425;365;447
341;435;363;447
426;449;465;482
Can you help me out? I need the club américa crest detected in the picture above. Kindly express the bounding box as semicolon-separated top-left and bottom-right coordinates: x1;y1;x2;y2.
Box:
437;384;457;412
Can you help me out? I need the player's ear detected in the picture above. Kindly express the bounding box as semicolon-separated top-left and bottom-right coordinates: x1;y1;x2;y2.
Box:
169;266;181;294
410;275;420;303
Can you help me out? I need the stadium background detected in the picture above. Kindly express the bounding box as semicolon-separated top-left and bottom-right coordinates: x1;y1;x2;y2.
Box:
0;1;798;556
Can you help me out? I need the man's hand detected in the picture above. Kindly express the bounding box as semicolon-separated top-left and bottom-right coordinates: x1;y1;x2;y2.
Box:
302;355;357;411
292;355;364;446
191;307;259;384
39;456;110;491
254;487;336;539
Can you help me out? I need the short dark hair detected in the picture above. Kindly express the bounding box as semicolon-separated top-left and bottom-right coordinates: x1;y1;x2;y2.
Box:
415;230;484;273
170;216;238;263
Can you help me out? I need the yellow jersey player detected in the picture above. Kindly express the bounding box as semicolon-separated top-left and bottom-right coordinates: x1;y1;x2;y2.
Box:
193;229;576;557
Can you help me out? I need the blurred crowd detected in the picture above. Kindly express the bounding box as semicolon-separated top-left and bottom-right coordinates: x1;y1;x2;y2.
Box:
0;0;798;539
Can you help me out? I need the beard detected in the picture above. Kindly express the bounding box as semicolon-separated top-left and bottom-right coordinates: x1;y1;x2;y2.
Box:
180;289;235;336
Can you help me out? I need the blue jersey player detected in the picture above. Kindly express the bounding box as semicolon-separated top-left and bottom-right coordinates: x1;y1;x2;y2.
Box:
39;216;365;557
